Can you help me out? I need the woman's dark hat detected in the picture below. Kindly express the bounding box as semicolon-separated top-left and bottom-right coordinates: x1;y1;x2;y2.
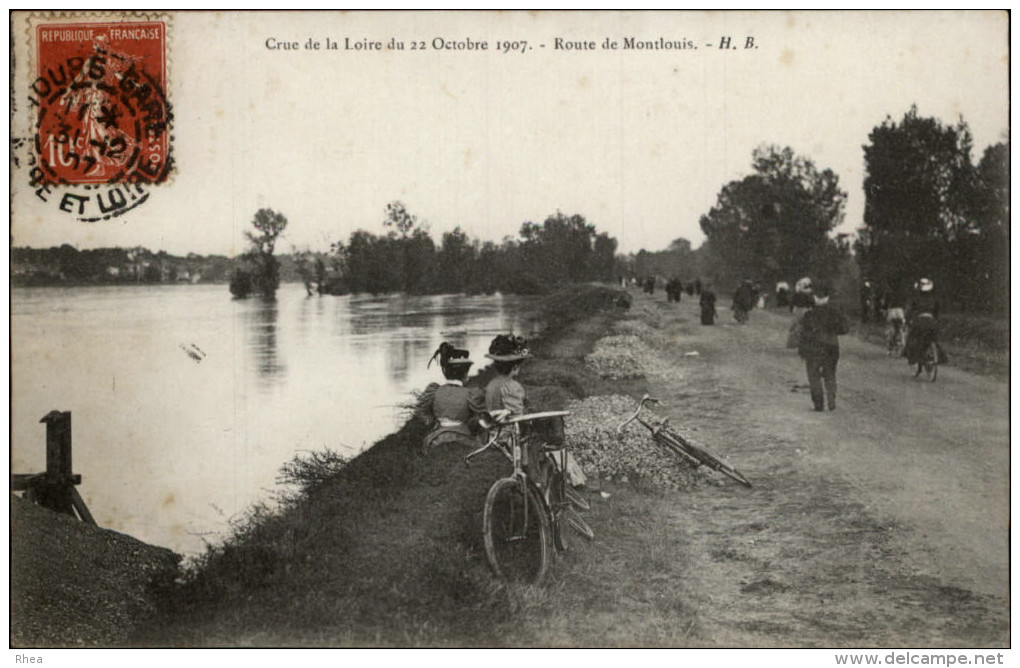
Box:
484;334;530;362
428;342;473;369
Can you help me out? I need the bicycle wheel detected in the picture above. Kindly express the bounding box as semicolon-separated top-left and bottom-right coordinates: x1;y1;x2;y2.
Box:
924;342;939;382
887;325;899;356
564;484;590;512
483;477;550;584
548;471;595;552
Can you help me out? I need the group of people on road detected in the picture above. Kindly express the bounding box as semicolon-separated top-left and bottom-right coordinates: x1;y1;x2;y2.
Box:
783;275;944;411
667;272;943;412
633;275;704;301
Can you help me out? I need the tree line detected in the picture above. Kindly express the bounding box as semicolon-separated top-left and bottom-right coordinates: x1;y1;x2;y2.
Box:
855;107;1008;312
238;204;619;299
22;104;1006;315
693;108;1007;313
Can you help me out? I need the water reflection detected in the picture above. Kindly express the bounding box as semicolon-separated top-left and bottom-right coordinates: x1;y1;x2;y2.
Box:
242;296;285;387
386;336;433;384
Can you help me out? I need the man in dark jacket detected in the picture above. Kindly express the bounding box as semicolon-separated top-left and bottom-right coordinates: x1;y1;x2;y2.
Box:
699;284;717;325
798;283;850;411
732;279;756;323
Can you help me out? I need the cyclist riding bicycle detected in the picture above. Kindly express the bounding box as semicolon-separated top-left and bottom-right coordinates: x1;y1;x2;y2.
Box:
903;277;943;367
882;282;907;355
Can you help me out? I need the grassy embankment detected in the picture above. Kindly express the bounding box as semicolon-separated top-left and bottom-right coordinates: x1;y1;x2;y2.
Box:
133;284;668;647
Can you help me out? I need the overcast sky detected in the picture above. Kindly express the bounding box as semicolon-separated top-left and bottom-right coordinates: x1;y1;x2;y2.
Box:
10;10;1009;257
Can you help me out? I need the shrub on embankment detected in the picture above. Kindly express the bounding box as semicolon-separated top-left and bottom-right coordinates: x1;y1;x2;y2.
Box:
131;283;633;646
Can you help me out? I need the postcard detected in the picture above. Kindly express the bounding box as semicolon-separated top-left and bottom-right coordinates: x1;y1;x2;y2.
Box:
9;10;1010;652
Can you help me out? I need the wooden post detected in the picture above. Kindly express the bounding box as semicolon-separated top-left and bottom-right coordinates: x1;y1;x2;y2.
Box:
36;411;93;523
42;410;73;482
13;411;95;524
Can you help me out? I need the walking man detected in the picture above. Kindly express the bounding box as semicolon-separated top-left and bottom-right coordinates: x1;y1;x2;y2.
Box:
798;282;849;412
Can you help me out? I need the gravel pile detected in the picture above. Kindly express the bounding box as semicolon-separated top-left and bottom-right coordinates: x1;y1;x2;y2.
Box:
613;317;667;344
565;395;702;489
10;495;181;647
584;335;656;379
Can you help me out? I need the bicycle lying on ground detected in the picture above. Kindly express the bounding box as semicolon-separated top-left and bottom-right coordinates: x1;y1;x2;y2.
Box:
618;395;752;488
465;410;593;585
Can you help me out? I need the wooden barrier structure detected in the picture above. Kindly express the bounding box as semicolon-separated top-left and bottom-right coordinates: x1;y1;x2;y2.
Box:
11;410;96;524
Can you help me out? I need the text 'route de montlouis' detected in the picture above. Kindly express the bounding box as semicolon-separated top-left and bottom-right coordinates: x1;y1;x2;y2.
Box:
553;36;756;50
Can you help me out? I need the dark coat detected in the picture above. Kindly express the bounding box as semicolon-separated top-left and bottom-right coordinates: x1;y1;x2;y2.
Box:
699;290;717;324
733;283;756;310
791;291;815;309
908;292;940;321
798;302;849;359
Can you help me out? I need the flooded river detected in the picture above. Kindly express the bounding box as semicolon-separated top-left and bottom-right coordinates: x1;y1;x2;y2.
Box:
11;283;534;554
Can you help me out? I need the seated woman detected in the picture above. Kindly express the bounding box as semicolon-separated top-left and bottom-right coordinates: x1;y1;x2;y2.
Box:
417;342;486;455
483;334;586;488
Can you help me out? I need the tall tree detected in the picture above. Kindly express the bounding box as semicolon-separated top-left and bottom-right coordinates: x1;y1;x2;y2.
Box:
382;200;434;293
435;227;476;294
966;141;1010;310
231;208;288;298
856;107;996;309
519;212;599;285
699;145;847;286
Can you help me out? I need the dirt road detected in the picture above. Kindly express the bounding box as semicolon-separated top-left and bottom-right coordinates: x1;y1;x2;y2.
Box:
627;291;1009;646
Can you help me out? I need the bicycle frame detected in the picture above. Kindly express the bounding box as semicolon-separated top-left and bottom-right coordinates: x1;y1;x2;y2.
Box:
618;394;752;487
465;410;572;536
465;410;572;469
618;397;702;466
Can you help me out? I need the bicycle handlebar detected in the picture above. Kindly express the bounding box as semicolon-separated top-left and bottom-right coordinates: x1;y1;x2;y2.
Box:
616;394;660;434
465;410;573;466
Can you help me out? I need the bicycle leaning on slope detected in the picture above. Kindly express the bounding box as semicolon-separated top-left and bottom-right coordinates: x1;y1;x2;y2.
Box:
618;395;753;488
465;409;593;585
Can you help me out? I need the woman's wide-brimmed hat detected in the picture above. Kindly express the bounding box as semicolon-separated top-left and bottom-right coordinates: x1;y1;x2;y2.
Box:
918;277;934;292
484;334;530;362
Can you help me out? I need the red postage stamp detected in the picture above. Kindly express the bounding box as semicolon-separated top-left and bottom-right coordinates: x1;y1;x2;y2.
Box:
33;20;172;186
